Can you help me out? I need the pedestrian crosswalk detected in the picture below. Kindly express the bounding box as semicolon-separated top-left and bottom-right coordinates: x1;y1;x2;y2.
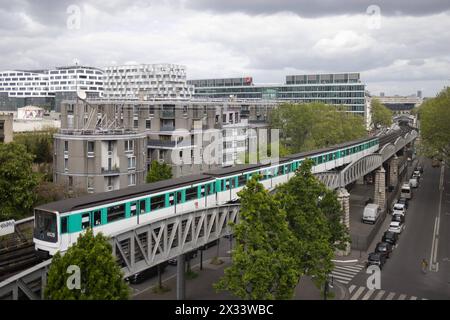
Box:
330;263;365;285
348;285;429;300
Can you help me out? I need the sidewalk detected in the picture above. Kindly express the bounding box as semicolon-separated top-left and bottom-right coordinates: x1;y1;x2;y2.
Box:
133;257;347;300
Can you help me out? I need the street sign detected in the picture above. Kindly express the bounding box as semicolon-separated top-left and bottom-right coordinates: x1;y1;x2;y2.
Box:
0;219;15;236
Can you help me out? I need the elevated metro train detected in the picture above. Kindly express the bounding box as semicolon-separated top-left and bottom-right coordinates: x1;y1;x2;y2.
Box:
34;136;381;255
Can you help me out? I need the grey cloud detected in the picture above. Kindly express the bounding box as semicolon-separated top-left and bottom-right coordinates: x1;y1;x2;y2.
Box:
186;0;450;17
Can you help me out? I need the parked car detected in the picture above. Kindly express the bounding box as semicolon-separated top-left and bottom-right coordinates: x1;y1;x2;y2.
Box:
409;177;419;188
367;252;387;269
382;231;399;246
397;197;409;209
413;169;421;178
375;242;393;258
392;203;406;216
168;250;198;266
126;261;168;284
415;165;424;174
400;183;412;199
388;221;405;234
362;203;381;224
392;213;405;224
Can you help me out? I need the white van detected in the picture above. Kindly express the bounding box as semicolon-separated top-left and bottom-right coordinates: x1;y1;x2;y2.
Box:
362;203;381;224
401;183;412;199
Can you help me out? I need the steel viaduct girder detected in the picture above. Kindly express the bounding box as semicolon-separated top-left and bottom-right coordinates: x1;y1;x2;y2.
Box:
111;204;240;279
315;130;418;189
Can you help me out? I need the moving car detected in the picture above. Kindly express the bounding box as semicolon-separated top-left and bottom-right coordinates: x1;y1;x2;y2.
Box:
375;242;393;258
388;221;405;234
415;166;424;174
367;252;387;269
382;231;399;246
413;169;421;178
362;203;381;224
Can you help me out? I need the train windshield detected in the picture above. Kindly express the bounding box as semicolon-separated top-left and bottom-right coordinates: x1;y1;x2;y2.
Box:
34;210;58;243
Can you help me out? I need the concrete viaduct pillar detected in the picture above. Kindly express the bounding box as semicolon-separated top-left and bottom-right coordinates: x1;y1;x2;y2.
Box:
176;254;186;300
374;167;386;211
337;187;351;256
389;156;399;187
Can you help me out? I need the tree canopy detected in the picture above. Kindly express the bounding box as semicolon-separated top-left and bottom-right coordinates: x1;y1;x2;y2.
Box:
215;175;300;299
0;143;40;220
275;159;349;285
371;98;393;129
45;228;130;300
419;87;450;163
216;160;349;299
269;102;366;155
146;160;173;183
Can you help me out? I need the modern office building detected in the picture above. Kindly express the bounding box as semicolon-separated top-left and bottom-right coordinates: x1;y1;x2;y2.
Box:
0;112;13;143
374;94;423;115
103;64;194;100
54;99;276;193
0;66;104;112
189;73;369;125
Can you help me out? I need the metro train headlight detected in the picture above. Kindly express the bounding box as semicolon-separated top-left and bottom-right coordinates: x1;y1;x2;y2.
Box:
47;232;56;238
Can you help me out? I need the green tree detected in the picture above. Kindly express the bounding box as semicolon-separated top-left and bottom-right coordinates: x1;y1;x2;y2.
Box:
215;176;300;300
45;228;130;300
0;143;40;220
419;87;450;163
269;103;366;154
371;98;393;129
146;160;173;183
275;160;349;286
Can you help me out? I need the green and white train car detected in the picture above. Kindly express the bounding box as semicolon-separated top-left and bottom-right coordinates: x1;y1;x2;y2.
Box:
34;136;379;256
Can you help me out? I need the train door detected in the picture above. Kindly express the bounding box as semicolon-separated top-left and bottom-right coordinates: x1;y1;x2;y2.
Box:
129;202;137;225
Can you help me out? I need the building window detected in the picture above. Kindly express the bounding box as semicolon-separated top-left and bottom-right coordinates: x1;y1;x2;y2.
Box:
133;118;138;128
64;140;68;153
87;176;94;193
128;173;136;186
145;119;151;129
87;141;95;157
64;158;68;172
124;139;134;153
127;156;136;170
68;176;73;187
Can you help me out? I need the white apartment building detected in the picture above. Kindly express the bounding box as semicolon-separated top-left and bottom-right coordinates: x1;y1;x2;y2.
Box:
103;64;194;100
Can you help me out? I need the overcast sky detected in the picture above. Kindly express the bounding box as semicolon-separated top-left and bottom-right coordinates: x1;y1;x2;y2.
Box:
1;0;449;97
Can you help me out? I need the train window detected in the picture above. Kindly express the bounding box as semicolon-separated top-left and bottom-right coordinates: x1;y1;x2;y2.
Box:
107;204;125;223
61;216;68;234
140;200;146;214
185;187;197;201
177;192;182;203
231;177;237;188
34;210;57;243
151;195;165;210
200;185;206;197
93;210;101;226
206;183;214;195
238;175;247;187
223;179;231;190
130;202;137;216
81;213;90;229
168;193;175;206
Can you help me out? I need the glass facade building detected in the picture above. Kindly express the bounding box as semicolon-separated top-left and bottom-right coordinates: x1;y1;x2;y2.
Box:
188;73;366;114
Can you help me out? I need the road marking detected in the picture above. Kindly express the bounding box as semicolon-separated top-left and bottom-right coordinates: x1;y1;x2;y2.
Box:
362;289;375;300
398;294;407;300
410;296;417;300
334;264;364;271
374;290;385;300
386;292;396;300
330;273;352;282
334;266;363;274
350;286;365;300
349;285;356;294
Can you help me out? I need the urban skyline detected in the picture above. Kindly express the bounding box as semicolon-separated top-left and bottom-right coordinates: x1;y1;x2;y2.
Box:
0;1;449;97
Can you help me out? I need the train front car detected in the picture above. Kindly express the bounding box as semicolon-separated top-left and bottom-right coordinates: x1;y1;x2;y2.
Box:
33;208;60;258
